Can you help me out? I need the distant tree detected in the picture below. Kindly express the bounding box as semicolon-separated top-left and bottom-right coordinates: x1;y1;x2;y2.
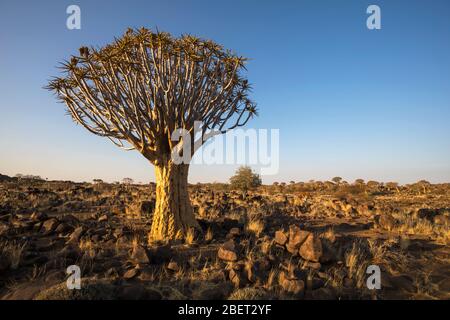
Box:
366;180;380;192
324;181;336;190
93;179;104;184
354;179;365;186
229;166;262;193
416;180;431;194
122;178;134;185
21;175;43;181
332;177;342;184
366;180;379;188
386;182;400;194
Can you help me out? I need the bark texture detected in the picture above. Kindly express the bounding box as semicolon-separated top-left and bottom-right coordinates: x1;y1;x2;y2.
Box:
149;161;200;241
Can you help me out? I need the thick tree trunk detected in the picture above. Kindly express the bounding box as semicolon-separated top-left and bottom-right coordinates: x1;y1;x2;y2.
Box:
149;161;200;241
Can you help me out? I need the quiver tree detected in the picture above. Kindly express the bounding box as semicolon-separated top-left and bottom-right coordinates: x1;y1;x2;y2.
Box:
46;28;257;241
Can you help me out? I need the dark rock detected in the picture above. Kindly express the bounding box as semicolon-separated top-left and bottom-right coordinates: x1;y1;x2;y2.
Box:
278;271;305;296
218;240;238;261
308;287;336;300
31;212;48;221
166;261;180;272
117;285;146;300
67;226;84;244
131;245;150;264
320;239;338;263
123;268;139;280
299;233;323;262
58;245;81;263
41;218;59;234
145;288;163;300
193;283;233;300
286;225;310;254
0;255;11;274
226;227;240;239
147;244;172;264
97;214;108;222
54;223;73;234
229;269;248;288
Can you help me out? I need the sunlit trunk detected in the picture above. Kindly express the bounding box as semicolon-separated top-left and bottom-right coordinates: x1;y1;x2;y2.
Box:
149;161;200;241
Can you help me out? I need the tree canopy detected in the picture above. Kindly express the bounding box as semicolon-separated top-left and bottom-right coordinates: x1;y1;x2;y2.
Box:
229;166;262;191
46;27;257;166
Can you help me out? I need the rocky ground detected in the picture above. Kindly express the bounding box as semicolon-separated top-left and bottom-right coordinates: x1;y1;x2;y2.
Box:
0;176;449;300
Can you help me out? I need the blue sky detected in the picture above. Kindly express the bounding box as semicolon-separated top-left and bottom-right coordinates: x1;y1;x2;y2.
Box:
1;0;449;184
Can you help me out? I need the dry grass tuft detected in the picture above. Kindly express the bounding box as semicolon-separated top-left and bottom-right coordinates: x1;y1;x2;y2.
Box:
246;218;265;237
205;227;213;242
0;241;27;270
185;228;195;245
345;241;369;289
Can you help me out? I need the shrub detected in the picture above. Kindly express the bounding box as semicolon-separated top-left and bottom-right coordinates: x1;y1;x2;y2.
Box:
229;166;262;192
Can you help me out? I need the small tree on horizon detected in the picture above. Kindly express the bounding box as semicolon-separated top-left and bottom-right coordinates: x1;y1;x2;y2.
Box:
122;178;134;185
229;166;262;193
331;177;342;185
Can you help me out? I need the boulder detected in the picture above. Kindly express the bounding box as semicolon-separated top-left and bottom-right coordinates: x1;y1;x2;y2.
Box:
31;212;48;221
41;218;59;234
286;226;310;255
218;240;238;262
131;245;150;264
166;261;180;272
299;233;323;262
67;226;84;244
147;244;172;264
116;285;147;300
0;255;11;274
274;230;288;246
288;225;310;247
278;271;305;296
229;269;248;288
226;227;240;239
97;214;108;222
193;283;233;300
123;268;139;280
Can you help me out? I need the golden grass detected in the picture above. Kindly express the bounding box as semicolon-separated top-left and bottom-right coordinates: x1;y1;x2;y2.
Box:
79;238;96;258
246;218;265;237
0;241;27;270
344;241;369;289
391;213;449;244
205;227;213;242
185;228;195;245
